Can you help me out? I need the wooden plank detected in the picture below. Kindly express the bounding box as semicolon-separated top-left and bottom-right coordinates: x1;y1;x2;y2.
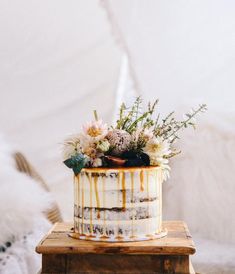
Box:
36;221;196;256
41;254;192;274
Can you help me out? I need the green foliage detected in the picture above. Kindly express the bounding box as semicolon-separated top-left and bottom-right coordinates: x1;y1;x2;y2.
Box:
116;96;159;134
115;97;207;154
159;104;207;143
63;153;86;175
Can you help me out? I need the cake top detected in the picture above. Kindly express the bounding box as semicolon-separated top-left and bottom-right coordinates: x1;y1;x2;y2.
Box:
63;97;206;178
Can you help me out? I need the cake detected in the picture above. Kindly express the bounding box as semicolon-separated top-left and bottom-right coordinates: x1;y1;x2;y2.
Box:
63;97;206;242
73;167;166;241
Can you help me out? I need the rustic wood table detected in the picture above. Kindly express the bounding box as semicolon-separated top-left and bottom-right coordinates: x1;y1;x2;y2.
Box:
36;221;196;274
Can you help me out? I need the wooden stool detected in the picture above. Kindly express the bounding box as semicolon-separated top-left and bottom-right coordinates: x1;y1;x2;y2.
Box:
36;221;196;274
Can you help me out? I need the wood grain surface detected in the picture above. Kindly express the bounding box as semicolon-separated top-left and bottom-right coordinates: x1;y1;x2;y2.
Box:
36;221;195;255
36;221;196;274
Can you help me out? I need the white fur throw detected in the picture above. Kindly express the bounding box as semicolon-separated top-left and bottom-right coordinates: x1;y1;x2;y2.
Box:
0;136;52;274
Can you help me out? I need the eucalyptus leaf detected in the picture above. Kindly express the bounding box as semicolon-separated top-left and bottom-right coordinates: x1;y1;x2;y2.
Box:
63;153;86;175
63;158;74;168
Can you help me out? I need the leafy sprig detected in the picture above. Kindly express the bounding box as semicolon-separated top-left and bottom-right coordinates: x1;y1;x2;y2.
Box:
115;97;207;148
116;97;159;134
161;104;207;143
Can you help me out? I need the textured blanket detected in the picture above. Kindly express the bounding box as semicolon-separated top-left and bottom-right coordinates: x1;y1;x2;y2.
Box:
0;136;52;274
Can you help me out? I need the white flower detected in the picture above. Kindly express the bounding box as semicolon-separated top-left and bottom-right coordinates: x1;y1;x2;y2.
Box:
62;135;82;160
149;155;168;166
79;120;108;160
143;137;171;157
82;119;108;142
143;137;171;180
149;156;170;181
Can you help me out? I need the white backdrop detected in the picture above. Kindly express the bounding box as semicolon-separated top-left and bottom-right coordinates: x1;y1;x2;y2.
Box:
0;0;122;217
0;1;235;273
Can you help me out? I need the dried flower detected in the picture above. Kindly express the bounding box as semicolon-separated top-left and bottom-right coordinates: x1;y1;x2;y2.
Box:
63;135;82;160
83;145;97;159
142;127;154;141
106;129;131;156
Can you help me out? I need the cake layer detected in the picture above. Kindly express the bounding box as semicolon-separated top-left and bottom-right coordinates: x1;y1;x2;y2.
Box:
74;202;159;221
74;216;162;237
75;169;161;209
79;169;160;191
75;189;159;208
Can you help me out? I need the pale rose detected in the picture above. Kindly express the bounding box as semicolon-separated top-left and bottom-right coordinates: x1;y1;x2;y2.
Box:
91;158;102;167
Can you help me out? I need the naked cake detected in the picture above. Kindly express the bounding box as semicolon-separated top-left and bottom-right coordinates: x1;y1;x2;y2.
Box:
73;167;165;241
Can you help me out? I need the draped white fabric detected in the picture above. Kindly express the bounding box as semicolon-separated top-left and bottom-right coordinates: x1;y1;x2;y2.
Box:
0;0;235;273
0;0;122;218
102;1;235;273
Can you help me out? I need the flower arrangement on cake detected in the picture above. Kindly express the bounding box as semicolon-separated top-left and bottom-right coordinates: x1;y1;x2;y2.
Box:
63;97;206;242
63;97;206;178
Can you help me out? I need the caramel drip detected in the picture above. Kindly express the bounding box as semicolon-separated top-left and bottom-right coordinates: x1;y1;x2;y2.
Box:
77;175;80;234
147;171;150;220
102;176;106;236
115;235;124;240
159;169;163;231
94;176;100;219
131;171;134;237
74;175;77;232
81;174;85;234
88;174;93;235
100;235;110;239
140;170;144;191
156;170;161;233
122;172;126;211
117;173;120;235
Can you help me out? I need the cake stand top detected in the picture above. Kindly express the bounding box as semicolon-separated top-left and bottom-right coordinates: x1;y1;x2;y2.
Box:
36;221;196;255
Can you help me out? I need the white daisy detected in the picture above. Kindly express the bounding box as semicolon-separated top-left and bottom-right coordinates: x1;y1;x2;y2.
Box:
143;137;171;157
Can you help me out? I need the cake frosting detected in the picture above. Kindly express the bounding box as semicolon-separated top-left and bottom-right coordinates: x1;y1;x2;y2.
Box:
72;166;166;241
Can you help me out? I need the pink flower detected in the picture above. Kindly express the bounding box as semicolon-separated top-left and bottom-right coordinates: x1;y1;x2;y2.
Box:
142;127;154;141
82;119;108;141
